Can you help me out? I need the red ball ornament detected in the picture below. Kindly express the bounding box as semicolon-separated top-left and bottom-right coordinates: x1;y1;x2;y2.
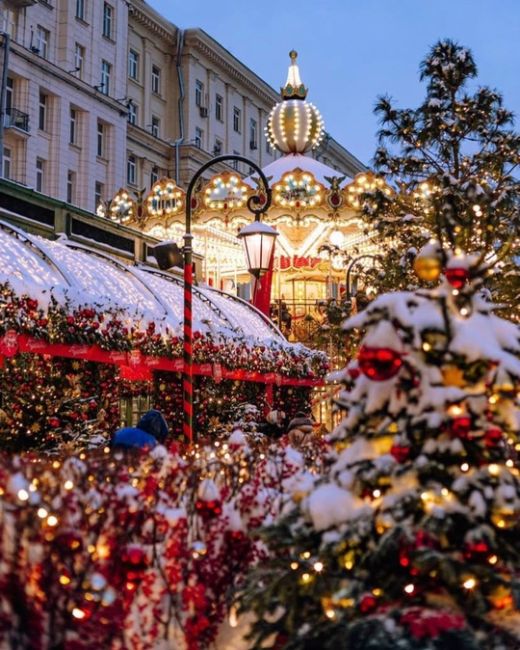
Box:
391;444;411;463
48;417;61;428
359;593;378;614
463;541;490;561
449;416;472;438
445;267;468;289
358;346;403;381
484;427;502;448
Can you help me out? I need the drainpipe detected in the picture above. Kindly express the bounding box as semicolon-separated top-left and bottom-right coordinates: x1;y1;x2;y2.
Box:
173;29;185;185
0;32;10;180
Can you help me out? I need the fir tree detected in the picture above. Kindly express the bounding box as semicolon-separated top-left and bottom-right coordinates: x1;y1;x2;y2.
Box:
237;42;520;650
362;40;520;320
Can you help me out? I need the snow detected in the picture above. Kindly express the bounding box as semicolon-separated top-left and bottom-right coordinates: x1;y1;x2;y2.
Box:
306;483;366;531
245;153;352;186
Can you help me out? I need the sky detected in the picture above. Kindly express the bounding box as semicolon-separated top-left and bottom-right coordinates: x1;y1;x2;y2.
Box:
148;0;520;166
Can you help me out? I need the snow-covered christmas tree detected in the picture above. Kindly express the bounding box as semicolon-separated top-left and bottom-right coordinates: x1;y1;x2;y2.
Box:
237;41;520;650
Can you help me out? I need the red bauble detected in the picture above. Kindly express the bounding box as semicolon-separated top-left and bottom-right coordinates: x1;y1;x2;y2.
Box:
449;416;472;438
445;267;468;289
359;593;377;614
463;541;490;561
48;417;61;428
358;346;403;381
391;444;411;463
484;427;502;448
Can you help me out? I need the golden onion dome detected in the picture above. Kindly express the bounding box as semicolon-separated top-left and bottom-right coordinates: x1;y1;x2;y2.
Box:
266;51;324;155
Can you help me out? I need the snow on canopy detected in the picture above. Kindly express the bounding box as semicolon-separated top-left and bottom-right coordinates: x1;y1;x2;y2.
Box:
0;221;287;345
245;153;352;186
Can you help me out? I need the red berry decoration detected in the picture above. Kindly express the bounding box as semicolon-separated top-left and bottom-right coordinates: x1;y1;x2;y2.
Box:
122;544;148;586
445;267;469;289
195;498;223;520
358;346;403;381
391;444;411;463
449;416;472;438
359;593;378;614
484;427;502;448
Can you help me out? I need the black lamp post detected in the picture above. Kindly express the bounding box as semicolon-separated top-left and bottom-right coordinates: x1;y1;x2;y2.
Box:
153;154;274;444
345;254;382;300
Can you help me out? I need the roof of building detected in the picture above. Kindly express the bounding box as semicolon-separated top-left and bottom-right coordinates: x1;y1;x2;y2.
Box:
0;220;285;345
246;153;351;186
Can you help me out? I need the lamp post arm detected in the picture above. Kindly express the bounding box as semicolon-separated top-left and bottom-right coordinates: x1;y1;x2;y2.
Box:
346;254;382;300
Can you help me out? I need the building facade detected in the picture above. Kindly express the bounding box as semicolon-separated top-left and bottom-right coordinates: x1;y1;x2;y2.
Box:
0;0;364;215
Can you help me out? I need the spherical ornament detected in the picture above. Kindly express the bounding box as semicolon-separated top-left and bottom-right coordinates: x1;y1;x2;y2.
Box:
463;541;490;561
359;593;377;614
491;505;518;530
191;540;207;558
391;444;411;463
267;100;324;154
358;346;403;381
448;416;472;438
445;267;469;289
414;255;442;282
484;427;502;448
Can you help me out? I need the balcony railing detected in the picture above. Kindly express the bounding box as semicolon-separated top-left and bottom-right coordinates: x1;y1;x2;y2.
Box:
4;108;30;133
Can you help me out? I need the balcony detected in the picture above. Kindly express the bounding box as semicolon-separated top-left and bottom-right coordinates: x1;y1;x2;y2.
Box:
4;107;30;133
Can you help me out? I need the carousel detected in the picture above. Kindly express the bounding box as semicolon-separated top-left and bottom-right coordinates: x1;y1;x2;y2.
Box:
99;52;390;425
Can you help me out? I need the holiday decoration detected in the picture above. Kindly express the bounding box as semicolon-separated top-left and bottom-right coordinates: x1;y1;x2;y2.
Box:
358;346;403;381
445;267;469;290
413;241;442;282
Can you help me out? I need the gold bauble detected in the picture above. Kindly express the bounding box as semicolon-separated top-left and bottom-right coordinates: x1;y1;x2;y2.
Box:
292;490;308;504
491;505;518;530
414;255;442;282
374;434;394;455
441;365;467;388
488;585;514;610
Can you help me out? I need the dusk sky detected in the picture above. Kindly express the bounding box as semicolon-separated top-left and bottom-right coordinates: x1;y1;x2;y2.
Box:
148;0;520;167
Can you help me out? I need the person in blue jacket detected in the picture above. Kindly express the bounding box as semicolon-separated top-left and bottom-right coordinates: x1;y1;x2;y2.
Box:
112;409;168;450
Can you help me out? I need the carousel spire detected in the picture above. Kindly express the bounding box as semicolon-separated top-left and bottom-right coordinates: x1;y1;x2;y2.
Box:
281;50;307;100
267;50;324;154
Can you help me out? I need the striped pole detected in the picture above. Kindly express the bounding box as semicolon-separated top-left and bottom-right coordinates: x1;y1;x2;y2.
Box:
184;155;272;445
183;232;193;443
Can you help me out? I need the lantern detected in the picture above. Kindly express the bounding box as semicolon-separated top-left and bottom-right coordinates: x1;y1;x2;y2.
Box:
237;221;278;278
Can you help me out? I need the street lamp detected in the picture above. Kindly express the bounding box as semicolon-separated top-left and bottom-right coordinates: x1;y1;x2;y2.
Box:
345;254;382;300
153;154;273;444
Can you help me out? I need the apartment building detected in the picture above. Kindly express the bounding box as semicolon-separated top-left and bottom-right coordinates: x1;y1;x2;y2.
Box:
0;0;364;216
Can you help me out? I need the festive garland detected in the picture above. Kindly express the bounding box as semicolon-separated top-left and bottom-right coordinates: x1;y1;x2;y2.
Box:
0;284;328;380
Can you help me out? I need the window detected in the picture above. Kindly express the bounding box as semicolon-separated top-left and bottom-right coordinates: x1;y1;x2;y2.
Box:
195;80;204;107
38;92;47;131
233;106;241;133
127;155;136;185
151;65;160;94
3;147;11;180
100;60;111;95
127;101;137;125
96;121;105;157
194;127;203;149
266;137;271;154
232;149;240;170
151;115;160;138
35;26;50;59
95;181;104;210
36;158;45;192
6;78;12;113
128;49;139;80
150;166;159;186
249;118;257;149
75;0;85;20
67;170;76;204
215;94;223;122
69;108;77;145
213;138;223;156
102;3;113;39
74;44;85;77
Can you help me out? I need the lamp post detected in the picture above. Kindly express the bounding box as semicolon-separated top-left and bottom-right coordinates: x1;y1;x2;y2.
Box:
154;154;274;444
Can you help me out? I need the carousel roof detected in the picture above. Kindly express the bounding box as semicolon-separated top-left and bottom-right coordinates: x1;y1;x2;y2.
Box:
248;153;351;187
0;220;286;346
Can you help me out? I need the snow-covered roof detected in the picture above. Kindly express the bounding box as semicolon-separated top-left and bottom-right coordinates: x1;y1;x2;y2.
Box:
246;153;351;186
0;220;284;344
